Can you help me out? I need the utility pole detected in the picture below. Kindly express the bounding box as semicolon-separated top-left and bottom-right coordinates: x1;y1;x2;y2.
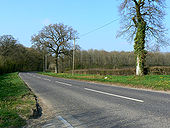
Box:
45;54;47;71
72;38;75;75
43;47;45;72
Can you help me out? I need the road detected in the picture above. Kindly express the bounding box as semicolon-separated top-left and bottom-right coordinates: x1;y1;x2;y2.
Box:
20;72;170;128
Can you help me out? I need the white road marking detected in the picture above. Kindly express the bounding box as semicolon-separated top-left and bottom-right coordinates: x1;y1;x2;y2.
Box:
43;78;51;81
55;81;72;86
84;88;144;103
58;116;74;128
36;76;41;79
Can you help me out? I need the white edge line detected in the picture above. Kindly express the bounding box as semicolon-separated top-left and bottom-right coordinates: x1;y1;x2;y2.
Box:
58;116;74;128
55;81;72;86
84;88;144;103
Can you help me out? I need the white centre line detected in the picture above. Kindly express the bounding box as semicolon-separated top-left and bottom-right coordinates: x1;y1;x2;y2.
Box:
55;81;72;86
43;78;51;81
58;116;74;128
84;88;144;103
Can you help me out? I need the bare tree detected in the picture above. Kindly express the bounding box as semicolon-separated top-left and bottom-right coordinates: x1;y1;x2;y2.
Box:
117;0;168;75
31;23;78;73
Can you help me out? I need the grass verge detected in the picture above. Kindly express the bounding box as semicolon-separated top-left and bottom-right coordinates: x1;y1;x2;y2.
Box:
0;72;36;128
39;72;170;91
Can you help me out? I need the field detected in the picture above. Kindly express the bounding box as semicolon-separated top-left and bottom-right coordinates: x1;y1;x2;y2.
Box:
0;72;36;127
39;72;170;91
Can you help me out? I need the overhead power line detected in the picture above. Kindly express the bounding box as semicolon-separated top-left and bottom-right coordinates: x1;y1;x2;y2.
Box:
80;18;120;37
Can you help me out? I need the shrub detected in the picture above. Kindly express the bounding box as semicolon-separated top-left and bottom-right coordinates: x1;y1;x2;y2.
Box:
67;66;170;76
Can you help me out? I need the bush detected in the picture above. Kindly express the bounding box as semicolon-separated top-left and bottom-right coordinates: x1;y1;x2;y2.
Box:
67;68;135;76
67;66;170;76
148;66;170;75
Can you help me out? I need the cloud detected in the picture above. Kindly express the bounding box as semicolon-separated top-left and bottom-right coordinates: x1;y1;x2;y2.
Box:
42;18;51;26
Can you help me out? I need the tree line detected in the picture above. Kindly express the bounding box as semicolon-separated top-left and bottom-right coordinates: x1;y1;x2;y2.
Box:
0;34;169;75
51;49;170;72
0;35;43;74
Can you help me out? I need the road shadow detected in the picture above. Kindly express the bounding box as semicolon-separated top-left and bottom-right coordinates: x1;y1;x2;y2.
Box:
30;95;42;119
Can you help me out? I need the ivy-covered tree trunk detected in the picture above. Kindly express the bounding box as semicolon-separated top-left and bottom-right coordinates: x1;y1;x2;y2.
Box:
118;0;167;75
134;14;146;76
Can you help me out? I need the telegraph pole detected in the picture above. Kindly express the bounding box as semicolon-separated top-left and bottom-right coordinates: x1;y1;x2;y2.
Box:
43;47;45;72
45;54;47;71
72;38;75;75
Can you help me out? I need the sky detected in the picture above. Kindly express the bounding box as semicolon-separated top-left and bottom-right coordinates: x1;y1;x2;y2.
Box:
0;0;170;52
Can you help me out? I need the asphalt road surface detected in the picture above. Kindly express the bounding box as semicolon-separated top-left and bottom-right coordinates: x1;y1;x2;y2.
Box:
20;72;170;128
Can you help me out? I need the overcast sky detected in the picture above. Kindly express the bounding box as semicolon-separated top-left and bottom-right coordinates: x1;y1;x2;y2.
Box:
0;0;170;52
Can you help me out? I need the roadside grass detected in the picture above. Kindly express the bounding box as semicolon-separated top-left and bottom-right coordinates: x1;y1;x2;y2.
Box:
0;72;36;128
39;72;170;91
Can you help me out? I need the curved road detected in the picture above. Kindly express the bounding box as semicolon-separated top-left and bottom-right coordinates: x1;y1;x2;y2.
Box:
20;72;170;128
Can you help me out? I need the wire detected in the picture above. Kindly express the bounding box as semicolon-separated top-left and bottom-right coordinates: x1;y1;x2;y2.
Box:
80;18;120;37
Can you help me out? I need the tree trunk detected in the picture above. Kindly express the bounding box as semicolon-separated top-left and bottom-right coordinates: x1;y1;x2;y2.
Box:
136;55;143;76
133;4;146;76
134;19;146;76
